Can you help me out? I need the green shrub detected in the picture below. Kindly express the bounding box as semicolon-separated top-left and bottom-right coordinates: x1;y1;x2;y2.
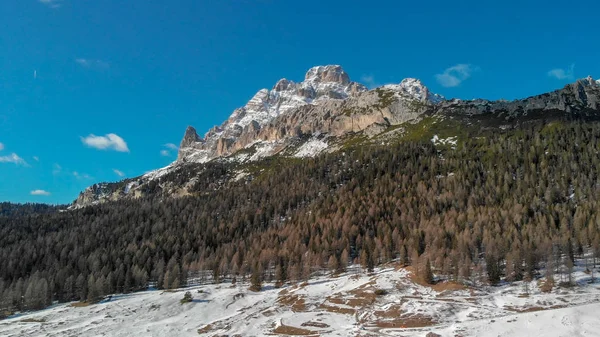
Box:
180;291;193;304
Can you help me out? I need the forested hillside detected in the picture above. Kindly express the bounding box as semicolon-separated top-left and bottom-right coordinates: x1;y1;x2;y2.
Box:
2;120;600;315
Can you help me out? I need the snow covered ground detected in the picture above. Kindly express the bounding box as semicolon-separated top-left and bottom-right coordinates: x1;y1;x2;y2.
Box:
2;264;600;337
294;137;329;158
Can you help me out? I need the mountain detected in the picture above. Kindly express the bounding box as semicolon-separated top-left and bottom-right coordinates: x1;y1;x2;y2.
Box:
72;66;600;208
176;65;443;164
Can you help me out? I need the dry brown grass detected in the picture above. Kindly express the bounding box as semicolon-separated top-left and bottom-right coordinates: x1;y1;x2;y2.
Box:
505;306;544;313
403;266;467;294
372;314;435;329
272;324;318;336
374;305;403;319
318;303;355;315
505;304;567;313
319;281;378;315
277;294;307;312
197;324;213;334
69;301;92;308
327;297;344;305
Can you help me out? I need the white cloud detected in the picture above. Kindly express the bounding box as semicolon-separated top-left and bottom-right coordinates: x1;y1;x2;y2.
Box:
33;156;39;161
113;169;125;177
39;0;62;8
0;153;28;166
75;58;109;70
164;143;178;150
30;189;51;196
435;64;478;88
73;171;92;180
160;143;178;157
0;142;4;151
360;74;381;89
81;133;130;152
548;64;575;80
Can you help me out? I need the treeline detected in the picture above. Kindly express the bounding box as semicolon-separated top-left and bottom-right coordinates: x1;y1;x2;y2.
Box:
0;202;63;217
2;120;600;314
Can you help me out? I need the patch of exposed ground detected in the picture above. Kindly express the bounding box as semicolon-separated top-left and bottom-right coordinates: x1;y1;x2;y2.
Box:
371;314;436;329
277;293;307;312
272;323;319;336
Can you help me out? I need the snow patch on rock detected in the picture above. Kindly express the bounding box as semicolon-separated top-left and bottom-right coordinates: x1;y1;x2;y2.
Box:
294;138;329;158
431;134;458;149
383;78;444;103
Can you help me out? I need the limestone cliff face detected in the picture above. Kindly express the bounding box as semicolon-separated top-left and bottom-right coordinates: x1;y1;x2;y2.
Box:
177;67;442;163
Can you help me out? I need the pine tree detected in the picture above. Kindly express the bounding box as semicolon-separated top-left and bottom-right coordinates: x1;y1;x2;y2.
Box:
422;259;434;285
87;275;98;303
250;262;262;292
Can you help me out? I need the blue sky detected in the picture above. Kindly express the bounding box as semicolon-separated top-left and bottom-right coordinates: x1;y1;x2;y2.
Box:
1;0;599;204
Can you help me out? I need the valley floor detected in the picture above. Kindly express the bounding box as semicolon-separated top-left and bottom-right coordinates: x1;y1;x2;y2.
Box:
2;265;600;337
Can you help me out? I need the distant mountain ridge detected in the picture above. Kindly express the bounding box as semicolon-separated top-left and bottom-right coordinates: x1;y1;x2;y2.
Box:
72;66;600;208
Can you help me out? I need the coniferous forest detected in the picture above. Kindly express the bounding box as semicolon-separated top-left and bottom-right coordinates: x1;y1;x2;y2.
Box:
2;120;600;315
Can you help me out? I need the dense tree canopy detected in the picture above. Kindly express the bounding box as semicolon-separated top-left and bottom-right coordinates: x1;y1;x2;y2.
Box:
2;120;600;314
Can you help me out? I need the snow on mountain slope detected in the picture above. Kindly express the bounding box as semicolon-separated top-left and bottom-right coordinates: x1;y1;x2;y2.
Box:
293;137;329;158
383;78;445;104
3;262;600;337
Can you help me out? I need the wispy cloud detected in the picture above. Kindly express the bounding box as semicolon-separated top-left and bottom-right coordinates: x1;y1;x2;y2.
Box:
75;58;110;70
113;169;125;177
0;142;4;151
73;171;92;180
548;64;575;80
81;133;130;152
0;153;28;166
435;64;479;88
39;0;63;8
52;163;62;175
165;143;178;150
360;74;381;89
160;143;178;157
30;189;51;196
33;156;39;162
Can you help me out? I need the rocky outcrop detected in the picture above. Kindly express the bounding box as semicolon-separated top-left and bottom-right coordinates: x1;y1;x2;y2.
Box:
438;76;600;121
177;66;443;163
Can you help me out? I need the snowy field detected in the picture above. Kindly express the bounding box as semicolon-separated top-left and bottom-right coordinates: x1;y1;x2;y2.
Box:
2;264;600;337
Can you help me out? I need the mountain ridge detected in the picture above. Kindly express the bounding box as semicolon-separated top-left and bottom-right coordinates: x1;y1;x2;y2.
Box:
176;65;447;164
71;66;600;208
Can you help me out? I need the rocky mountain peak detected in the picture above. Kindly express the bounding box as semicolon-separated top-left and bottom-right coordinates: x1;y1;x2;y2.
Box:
383;78;445;104
273;78;294;91
179;126;202;149
174;65;448;164
304;65;350;85
580;75;599;87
